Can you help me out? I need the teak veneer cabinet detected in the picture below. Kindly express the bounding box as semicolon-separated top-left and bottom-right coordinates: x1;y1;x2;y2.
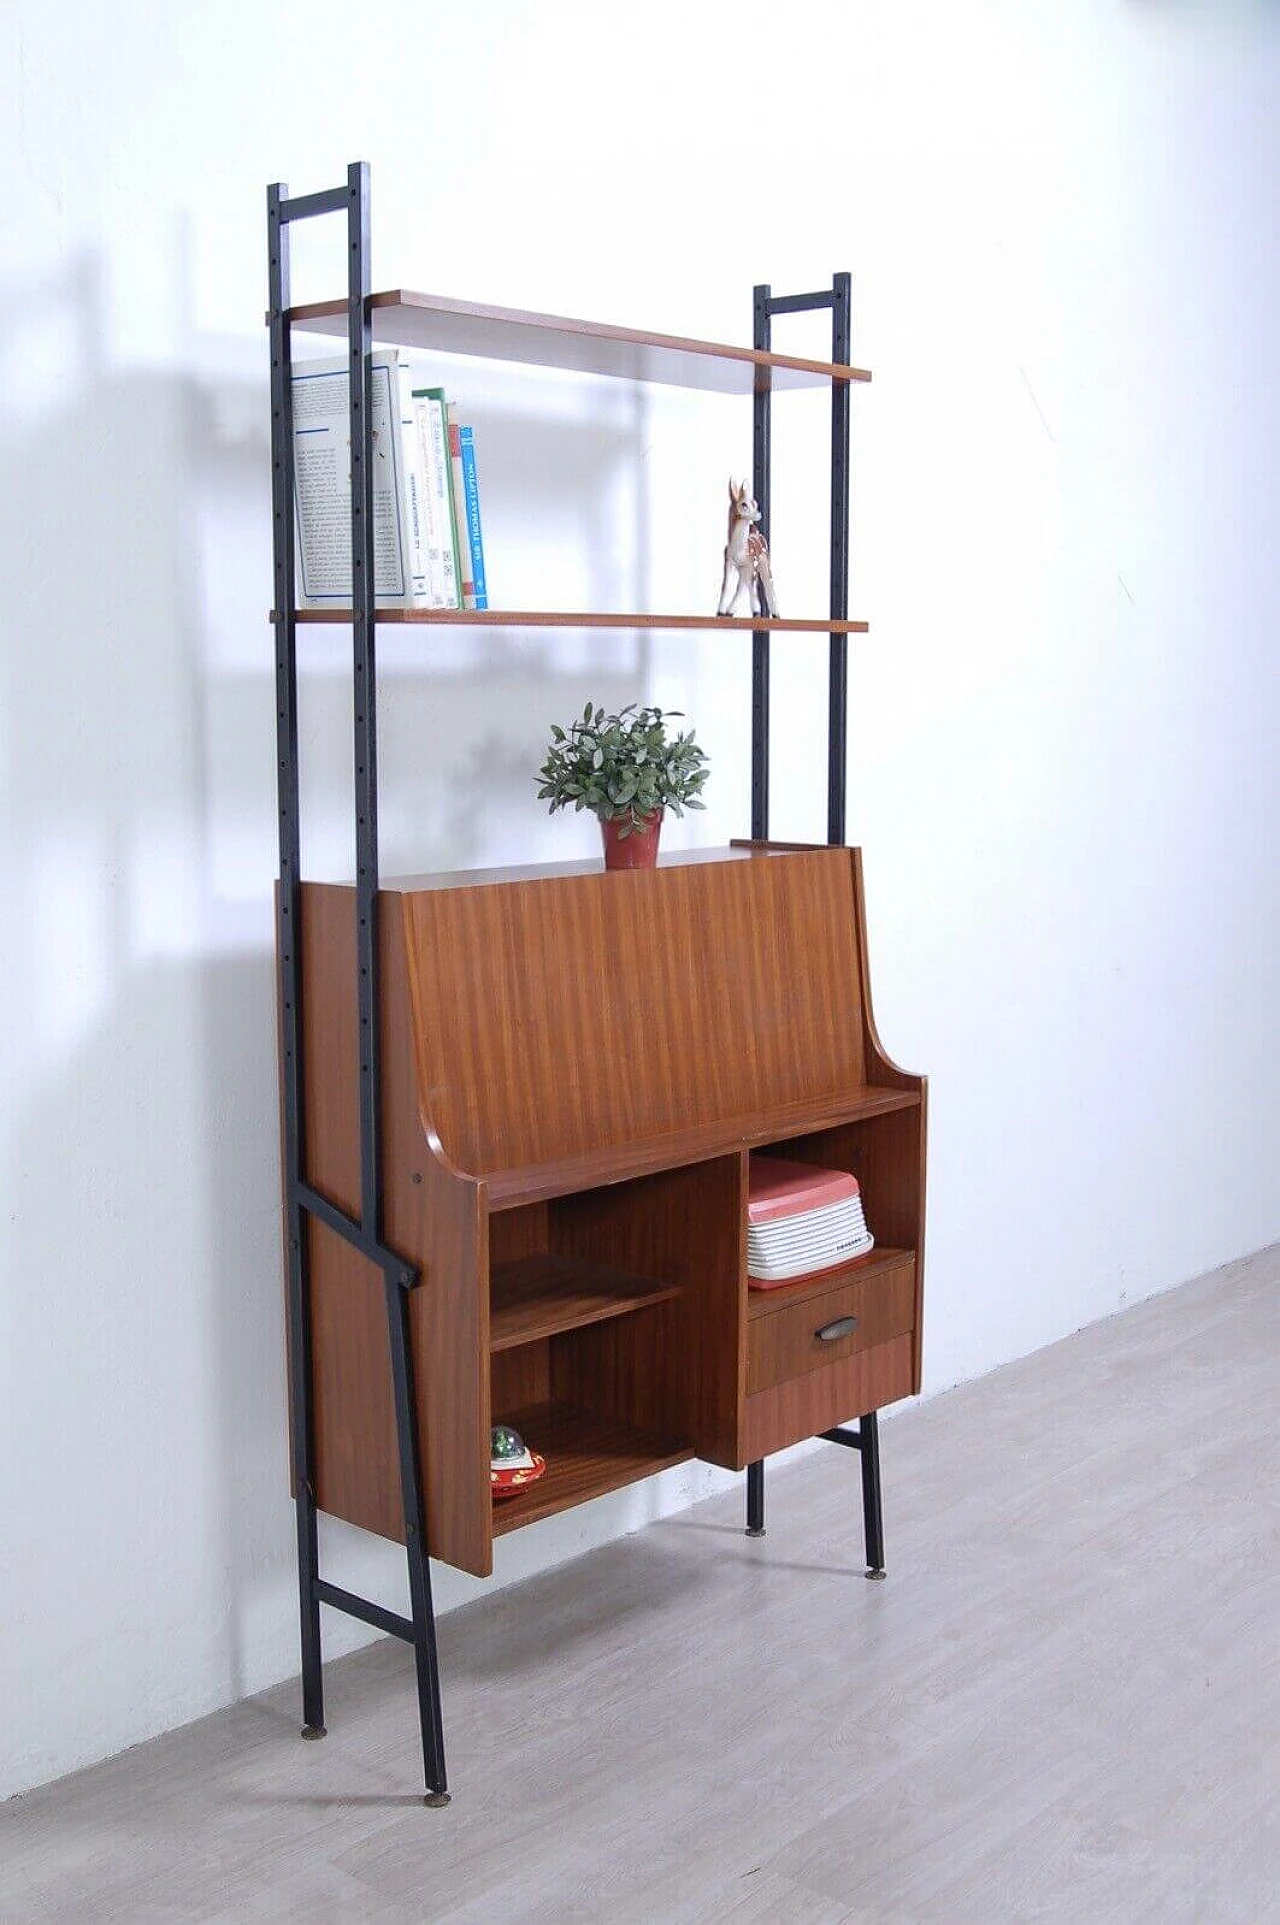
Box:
298;844;926;1580
268;162;926;1804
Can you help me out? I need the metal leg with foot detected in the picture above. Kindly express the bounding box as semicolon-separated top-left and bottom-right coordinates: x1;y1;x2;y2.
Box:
285;1210;326;1740
859;1409;886;1578
746;1458;766;1537
386;1274;450;1805
297;1485;326;1738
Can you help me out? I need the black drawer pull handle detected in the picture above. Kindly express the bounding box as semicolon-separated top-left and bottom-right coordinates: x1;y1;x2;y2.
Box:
816;1315;859;1343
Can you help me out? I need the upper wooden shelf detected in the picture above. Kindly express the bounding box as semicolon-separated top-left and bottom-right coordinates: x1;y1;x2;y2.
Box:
286;290;872;394
288;609;868;634
482;1087;922;1212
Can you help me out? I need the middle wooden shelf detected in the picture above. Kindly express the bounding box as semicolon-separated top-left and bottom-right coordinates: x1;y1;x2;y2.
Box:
490;1253;682;1352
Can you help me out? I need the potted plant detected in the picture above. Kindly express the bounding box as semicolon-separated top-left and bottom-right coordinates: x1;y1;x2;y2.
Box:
537;702;710;870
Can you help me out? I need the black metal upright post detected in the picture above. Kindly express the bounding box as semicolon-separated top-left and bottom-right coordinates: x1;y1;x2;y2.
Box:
347;162;381;1238
828;272;852;846
750;283;772;844
744;283;772;1539
268;163;449;1805
859;1411;886;1578
742;275;884;1575
268;181;325;1742
343;161;449;1807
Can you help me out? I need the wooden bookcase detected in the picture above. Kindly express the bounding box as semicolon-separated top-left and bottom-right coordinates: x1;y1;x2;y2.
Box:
297;844;925;1579
268;164;926;1803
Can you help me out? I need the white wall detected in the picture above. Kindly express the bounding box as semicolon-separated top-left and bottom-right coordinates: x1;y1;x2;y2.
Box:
2;0;1277;1801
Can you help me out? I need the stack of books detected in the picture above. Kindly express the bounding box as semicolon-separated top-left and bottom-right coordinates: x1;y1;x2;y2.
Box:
291;348;488;612
747;1156;874;1288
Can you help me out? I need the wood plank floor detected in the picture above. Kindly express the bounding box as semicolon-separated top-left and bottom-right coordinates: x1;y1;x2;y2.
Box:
4;1246;1278;1922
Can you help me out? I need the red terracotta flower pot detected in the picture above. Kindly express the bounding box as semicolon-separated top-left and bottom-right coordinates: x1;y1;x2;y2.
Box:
600;810;662;870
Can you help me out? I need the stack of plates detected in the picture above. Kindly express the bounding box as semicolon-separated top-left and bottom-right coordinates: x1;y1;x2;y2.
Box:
748;1156;874;1288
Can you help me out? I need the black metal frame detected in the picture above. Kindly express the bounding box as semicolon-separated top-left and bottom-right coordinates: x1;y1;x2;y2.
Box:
268;164;449;1807
744;275;886;1579
270;166;883;1805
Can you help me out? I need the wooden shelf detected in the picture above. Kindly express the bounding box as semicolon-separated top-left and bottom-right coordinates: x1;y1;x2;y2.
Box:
483;1088;922;1212
284;609;869;634
490;1254;680;1352
490;1402;693;1534
747;1246;915;1321
286;289;872;394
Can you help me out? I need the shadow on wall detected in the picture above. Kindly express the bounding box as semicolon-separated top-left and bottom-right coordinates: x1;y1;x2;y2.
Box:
0;242;665;1784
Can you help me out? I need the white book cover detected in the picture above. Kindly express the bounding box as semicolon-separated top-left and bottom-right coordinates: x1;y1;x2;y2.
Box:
412;392;461;609
291;349;430;608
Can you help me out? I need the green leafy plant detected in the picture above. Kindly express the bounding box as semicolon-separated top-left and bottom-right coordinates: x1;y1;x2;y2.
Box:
537;702;710;839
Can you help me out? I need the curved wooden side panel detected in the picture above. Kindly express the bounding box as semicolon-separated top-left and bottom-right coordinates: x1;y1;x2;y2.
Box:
297;886;491;1577
743;849;928;1419
847;847;928;1389
381;896;491;1577
848;848;922;1092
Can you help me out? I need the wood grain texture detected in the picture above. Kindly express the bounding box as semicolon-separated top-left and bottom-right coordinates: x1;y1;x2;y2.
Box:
490;1342;550;1418
488;1402;693;1535
481;1087;919;1212
288;844;926;1571
297;886;491;1575
747;1258;915;1395
741;1334;915;1462
850;845;929;1388
547;1158;744;1468
486;1202;550;1268
400;848;873;1184
766;1113;926;1397
489;1254;681;1352
286;287;873;392
380;897;491;1575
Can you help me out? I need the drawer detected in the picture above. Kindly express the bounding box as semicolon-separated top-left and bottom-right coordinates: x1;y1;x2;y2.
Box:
747;1257;915;1396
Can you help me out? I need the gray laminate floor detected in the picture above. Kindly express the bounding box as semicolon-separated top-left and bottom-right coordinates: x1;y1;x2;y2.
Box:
4;1247;1278;1923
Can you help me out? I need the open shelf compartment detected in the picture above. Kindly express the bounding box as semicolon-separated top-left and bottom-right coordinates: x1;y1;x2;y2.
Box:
490;1401;693;1535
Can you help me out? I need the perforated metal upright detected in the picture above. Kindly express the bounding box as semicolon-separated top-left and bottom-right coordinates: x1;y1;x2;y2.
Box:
267;163;449;1807
267;164;886;1808
744;274;886;1577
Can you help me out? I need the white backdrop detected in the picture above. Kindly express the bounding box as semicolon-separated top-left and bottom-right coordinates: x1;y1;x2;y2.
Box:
2;0;1278;1800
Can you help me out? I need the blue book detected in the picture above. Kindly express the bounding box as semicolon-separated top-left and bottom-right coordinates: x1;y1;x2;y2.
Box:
459;425;488;610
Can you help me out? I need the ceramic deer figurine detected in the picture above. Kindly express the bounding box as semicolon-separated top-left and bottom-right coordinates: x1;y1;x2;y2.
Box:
716;478;778;618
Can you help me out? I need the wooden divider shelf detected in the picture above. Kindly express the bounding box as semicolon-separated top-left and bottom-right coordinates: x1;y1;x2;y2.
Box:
484;1086;920;1211
490;1254;681;1352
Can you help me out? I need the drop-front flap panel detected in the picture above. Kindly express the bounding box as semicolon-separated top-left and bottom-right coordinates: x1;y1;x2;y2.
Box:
399;847;867;1179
